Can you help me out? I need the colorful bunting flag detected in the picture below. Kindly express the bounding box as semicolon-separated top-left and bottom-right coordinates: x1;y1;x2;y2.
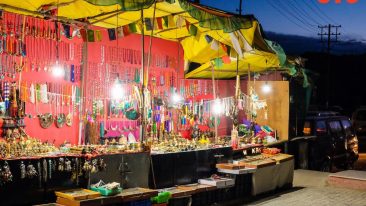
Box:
163;16;169;28
205;35;213;43
123;25;130;36
168;15;175;28
107;28;116;40
214;58;223;68
229;32;243;58
145;18;153;31
62;24;71;39
176;16;184;28
117;27;124;38
128;23;137;33
80;29;87;42
189;24;198;36
237;31;253;52
222;55;231;64
95;30;102;41
185;20;190;32
157;17;163;30
87;30;95;42
229;47;238;58
211;39;219;51
153;18;159;30
220;43;228;53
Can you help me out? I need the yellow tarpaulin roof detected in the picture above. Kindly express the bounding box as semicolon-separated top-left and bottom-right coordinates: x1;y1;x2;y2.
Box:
0;0;282;79
185;50;280;79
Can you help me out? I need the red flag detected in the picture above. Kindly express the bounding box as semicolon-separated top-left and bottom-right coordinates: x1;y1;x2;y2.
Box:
220;43;228;53
123;25;130;36
222;55;231;64
157;17;163;30
185;20;190;31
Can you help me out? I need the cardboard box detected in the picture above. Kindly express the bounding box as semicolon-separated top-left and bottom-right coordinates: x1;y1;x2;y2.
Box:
198;178;235;188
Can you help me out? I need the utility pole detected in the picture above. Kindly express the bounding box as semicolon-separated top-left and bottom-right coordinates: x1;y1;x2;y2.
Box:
318;24;341;108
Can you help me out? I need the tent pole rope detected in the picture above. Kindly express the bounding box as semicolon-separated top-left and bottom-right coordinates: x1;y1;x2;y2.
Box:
141;8;146;143
210;62;218;143
146;1;157;87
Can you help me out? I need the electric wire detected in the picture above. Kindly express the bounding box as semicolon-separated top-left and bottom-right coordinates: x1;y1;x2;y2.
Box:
287;0;322;25
308;0;338;24
267;1;314;33
275;0;317;30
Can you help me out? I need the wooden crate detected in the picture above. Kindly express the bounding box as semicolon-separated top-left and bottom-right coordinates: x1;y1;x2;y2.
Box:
55;188;101;201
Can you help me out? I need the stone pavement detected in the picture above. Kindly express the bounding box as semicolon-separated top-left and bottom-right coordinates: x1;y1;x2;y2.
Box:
245;169;366;206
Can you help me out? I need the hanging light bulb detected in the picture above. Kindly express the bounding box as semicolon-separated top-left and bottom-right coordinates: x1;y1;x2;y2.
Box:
172;92;182;104
212;98;223;116
111;78;124;100
52;62;65;77
262;82;271;94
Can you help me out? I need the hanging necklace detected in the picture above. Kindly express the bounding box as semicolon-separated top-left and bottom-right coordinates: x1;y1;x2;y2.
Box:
110;121;118;131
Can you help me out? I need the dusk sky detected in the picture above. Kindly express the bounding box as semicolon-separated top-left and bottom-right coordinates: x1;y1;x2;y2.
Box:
200;0;366;42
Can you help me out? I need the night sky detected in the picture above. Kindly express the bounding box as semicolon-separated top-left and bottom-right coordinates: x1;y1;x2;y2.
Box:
200;0;366;42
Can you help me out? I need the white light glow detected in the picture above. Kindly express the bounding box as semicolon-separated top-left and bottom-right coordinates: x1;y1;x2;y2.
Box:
213;99;223;116
172;93;182;103
52;64;65;77
262;83;271;94
111;80;124;100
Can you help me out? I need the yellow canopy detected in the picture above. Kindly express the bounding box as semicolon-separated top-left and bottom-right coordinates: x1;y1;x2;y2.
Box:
0;0;282;79
185;50;280;79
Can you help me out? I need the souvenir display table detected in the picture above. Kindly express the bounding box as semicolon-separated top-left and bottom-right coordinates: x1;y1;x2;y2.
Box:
55;187;158;206
0;0;297;205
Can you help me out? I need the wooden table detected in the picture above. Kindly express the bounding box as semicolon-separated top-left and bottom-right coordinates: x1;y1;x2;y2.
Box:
56;188;158;206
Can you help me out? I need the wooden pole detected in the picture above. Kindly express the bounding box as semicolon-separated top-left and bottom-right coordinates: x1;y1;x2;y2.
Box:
210;62;218;143
79;29;88;145
140;8;146;143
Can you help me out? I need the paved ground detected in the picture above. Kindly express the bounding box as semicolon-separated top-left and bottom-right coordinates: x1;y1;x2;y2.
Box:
244;167;366;206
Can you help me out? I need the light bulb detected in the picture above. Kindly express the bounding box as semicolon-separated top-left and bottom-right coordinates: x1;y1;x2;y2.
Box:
213;99;223;115
172;93;182;103
52;63;65;77
111;80;124;100
262;83;271;94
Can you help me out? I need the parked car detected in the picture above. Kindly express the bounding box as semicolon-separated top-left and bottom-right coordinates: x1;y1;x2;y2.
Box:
352;107;366;135
302;111;358;172
352;107;366;152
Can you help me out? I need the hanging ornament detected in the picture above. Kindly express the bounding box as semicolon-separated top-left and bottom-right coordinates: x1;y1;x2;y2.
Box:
56;113;66;128
65;158;72;172
1;161;13;183
39;113;53;129
58;158;65;172
20;161;26;179
26;162;37;178
91;159;98;174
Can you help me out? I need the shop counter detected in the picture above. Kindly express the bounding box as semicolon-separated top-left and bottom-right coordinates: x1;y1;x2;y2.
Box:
149;147;232;189
251;157;294;196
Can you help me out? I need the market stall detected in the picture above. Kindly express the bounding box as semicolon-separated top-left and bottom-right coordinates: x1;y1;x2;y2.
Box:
0;0;298;205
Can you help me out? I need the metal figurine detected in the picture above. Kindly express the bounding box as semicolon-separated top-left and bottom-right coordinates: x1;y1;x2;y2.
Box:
26;162;37;178
20;161;26;179
82;160;92;172
2;161;13;183
42;159;47;183
37;161;41;188
91;159;98;174
58;157;64;172
48;159;52;180
98;158;107;171
65;158;72;172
